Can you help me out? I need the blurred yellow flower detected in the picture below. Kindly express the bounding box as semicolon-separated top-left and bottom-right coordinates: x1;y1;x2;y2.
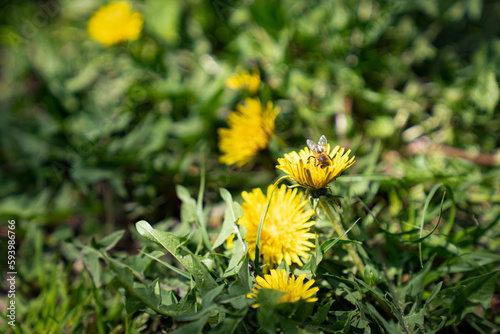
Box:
87;2;143;46
218;98;279;167
226;70;260;95
247;269;319;308
277;144;355;190
238;185;315;269
225;234;235;250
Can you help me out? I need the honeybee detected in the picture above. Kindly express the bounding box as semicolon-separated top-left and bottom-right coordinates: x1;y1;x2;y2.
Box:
307;135;333;168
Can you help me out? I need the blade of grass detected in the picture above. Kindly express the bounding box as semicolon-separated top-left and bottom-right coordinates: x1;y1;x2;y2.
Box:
197;145;212;251
411;192;445;244
441;185;456;236
254;176;288;272
418;183;445;267
139;250;191;279
319;199;365;278
89;274;106;334
320;218;361;253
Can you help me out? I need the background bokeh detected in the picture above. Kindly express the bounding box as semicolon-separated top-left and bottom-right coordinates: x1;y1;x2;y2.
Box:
1;0;499;332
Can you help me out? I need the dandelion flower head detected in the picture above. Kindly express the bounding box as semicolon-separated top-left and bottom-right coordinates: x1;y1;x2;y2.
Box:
88;2;143;46
218;98;279;167
238;185;315;269
246;269;319;308
226;69;260;95
277;141;355;190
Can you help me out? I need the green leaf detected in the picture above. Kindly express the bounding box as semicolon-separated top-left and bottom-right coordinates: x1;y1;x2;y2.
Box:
176;185;198;224
176;285;226;322
123;251;160;275
402;259;434;300
279;318;299;334
311;300;334;324
405;307;425;330
308;235;323;274
226;256;252;309
161;289;197;317
161;289;178;306
125;280;162;315
105;257;175;317
106;277;122;294
424;281;443;306
223;236;246;278
354;278;406;327
462;270;500;307
172;313;211;334
190;255;219;295
61;241;80;261
293;301;314;323
83;252;101;286
213;188;244;249
202;285;226;309
256;289;285;333
98;230;125;250
430;271;500;324
208;312;247;334
366;304;405;334
334;284;371;332
136;220;184;254
136;220;218;295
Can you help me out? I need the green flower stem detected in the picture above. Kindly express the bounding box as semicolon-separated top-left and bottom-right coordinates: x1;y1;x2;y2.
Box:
319;199;365;278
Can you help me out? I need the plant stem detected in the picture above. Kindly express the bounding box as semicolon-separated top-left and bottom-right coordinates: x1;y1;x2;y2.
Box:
319;199;365;278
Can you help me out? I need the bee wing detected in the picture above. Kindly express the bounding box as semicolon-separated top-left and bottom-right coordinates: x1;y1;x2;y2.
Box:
306;139;318;153
318;135;328;147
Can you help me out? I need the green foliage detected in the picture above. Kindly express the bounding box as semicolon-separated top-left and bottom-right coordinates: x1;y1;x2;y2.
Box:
2;0;500;332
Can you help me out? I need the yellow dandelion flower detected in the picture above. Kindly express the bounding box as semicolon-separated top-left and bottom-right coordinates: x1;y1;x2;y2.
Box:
238;185;315;269
226;234;235;250
218;98;279;167
88;2;143;46
276;138;355;190
226;70;261;95
246;269;319;308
